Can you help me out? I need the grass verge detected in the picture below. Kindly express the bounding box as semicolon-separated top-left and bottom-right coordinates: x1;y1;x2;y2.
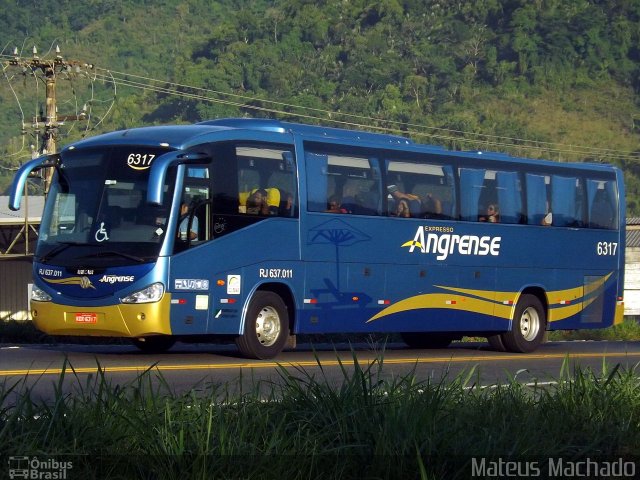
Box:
548;317;640;342
1;355;639;479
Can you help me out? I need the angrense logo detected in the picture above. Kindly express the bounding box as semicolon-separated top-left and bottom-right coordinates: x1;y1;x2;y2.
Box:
402;226;501;261
99;275;135;284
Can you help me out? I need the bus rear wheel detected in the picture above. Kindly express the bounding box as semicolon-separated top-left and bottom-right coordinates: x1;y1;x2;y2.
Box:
401;332;453;349
501;294;546;353
236;291;289;359
132;335;176;353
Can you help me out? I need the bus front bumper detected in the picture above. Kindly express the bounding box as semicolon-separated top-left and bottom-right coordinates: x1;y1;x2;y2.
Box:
30;295;172;337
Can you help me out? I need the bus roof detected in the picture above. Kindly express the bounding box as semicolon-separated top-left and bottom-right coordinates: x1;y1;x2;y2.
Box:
199;118;417;147
64;124;232;151
64;118;619;174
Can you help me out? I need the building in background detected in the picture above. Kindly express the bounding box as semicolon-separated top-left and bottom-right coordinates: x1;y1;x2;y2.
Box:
625;217;640;317
0;195;43;321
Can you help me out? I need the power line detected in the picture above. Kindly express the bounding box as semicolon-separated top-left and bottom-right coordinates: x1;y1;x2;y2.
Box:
92;68;640;163
2;52;637;163
2;46;94;190
106;68;634;158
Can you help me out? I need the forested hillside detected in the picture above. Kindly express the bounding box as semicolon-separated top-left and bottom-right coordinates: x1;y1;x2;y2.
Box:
1;0;639;212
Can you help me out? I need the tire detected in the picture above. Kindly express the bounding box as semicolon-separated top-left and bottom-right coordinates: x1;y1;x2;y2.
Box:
487;334;507;352
132;335;176;353
401;332;453;349
501;294;546;353
236;291;289;359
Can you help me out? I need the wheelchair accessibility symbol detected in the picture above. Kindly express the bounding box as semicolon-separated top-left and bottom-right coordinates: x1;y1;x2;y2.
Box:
95;222;109;242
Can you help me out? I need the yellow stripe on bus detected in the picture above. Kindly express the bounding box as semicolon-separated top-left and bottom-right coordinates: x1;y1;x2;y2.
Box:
367;273;615;324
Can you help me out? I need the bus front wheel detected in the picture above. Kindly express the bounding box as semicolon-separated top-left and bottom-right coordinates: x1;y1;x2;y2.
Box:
502;294;546;353
236;291;289;359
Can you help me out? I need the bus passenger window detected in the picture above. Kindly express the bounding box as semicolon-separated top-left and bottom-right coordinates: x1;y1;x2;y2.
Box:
305;149;381;216
460;168;522;224
551;175;583;227
236;146;297;218
587;179;617;229
175;166;210;252
459;168;485;222
526;173;550;225
385;159;454;220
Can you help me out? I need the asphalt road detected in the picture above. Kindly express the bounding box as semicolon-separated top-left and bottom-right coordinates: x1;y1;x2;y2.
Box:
1;339;639;404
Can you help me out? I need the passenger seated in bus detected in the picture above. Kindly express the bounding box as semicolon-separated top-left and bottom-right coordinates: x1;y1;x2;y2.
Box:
246;189;270;215
325;195;348;213
396;198;411;217
479;204;500;223
422;193;443;219
264;187;281;215
538;201;552;226
279;191;294;216
541;212;553;226
388;185;421;217
178;202;198;240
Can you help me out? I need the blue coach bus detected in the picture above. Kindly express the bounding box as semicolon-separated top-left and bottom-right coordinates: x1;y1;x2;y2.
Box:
8;118;625;358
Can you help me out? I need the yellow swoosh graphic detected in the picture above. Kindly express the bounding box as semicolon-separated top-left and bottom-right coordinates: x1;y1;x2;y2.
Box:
367;272;615;324
401;240;423;249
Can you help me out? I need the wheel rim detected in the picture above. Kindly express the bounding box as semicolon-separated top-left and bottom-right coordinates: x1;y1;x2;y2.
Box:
255;305;281;347
519;306;540;341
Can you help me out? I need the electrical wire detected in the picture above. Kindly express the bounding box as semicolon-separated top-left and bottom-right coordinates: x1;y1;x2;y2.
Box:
41;39;60;59
89;69;116;132
95;66;639;161
92;70;639;163
0;61;30;163
1;53;637;164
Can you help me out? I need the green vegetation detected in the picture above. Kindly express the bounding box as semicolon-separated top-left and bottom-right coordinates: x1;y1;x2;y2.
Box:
548;317;640;341
1;357;639;479
0;1;639;211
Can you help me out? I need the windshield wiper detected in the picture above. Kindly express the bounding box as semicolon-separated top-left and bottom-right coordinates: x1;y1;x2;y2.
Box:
82;250;148;263
39;241;85;263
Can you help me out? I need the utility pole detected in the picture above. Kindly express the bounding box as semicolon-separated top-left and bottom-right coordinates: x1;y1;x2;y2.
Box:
6;45;92;193
2;45;93;256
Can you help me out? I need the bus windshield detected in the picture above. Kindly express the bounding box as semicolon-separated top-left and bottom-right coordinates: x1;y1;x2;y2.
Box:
36;146;177;267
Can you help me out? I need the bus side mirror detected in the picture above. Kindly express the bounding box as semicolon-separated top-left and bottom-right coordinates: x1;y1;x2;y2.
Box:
8;154;59;211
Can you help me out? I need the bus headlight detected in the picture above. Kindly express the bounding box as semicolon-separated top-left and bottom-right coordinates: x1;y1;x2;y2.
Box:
31;285;52;302
120;282;164;304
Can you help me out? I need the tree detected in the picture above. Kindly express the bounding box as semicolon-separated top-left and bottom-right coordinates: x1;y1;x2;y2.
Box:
510;4;541;76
